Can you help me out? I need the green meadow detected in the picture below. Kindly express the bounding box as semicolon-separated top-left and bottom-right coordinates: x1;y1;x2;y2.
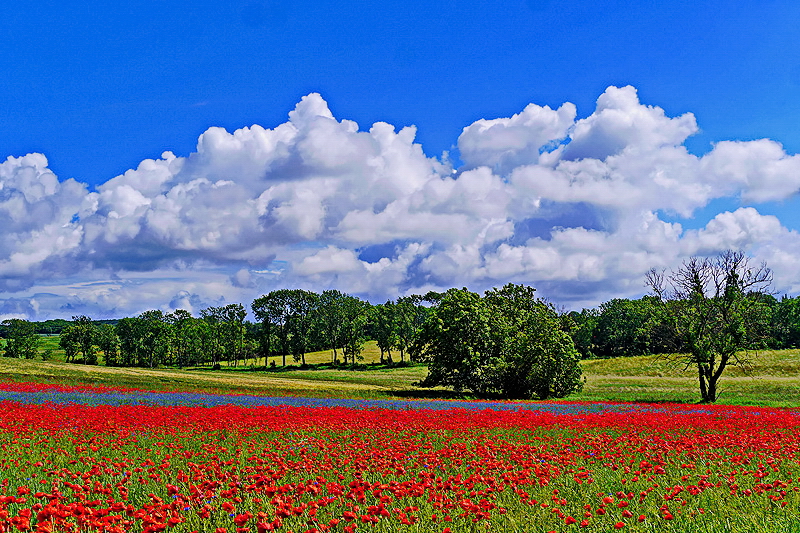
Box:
2;336;799;407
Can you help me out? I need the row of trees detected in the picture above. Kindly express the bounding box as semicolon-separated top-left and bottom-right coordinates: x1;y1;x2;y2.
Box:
0;250;794;402
0;292;436;370
58;306;256;369
251;289;433;366
569;283;795;361
0;283;583;400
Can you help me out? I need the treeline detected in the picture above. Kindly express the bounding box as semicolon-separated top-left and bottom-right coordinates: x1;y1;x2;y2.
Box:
3;288;800;368
567;293;800;359
0;289;438;369
0;284;583;400
0;318;117;337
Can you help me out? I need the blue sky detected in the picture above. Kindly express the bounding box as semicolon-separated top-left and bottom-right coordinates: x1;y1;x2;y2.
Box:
3;0;800;319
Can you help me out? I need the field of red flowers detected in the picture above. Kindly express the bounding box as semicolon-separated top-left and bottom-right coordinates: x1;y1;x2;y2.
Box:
0;382;798;532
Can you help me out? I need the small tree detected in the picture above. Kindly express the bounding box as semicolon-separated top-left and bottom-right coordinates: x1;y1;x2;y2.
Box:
71;315;98;365
371;301;397;364
96;324;120;367
647;250;773;403
339;297;369;365
252;290;293;366
313;289;349;363
2;319;40;359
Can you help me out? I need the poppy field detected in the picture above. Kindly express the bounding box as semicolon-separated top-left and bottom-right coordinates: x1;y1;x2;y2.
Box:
0;382;799;532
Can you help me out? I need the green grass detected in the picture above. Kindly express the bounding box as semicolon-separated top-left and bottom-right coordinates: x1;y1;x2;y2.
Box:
573;349;800;407
2;336;799;406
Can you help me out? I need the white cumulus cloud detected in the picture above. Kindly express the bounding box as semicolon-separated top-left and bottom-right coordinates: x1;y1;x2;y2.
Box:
4;87;800;318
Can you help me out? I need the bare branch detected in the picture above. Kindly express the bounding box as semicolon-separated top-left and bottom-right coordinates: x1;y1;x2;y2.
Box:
645;268;666;300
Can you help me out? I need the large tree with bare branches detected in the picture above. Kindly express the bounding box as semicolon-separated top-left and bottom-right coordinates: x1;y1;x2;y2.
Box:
647;250;773;403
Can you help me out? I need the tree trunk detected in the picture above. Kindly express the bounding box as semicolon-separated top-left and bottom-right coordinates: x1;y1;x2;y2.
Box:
706;354;729;403
698;363;708;402
706;377;717;403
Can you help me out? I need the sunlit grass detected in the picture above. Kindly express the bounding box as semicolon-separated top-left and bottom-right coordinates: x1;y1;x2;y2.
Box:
1;336;799;406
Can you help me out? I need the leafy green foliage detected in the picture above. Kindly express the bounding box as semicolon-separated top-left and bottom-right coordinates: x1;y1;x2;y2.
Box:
201;304;249;366
414;284;583;400
71;316;99;365
96;324;120;367
396;295;430;363
339;296;369;365
1;319;40;359
593;298;653;358
313;289;350;363
370;301;398;364
771;295;800;348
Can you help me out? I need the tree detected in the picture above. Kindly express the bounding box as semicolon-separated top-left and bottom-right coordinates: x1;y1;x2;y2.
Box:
413;284;583;399
314;289;350;363
252;289;320;366
115;317;149;367
414;288;494;394
647;250;773;403
771;295;800;348
59;329;80;363
201;304;249;367
339;296;369;365
196;318;221;367
116;311;173;368
69;315;98;365
566;308;599;359
396;295;430;363
484;284;583;399
166;310;204;368
139;310;174;368
285;290;318;366
96;324;120;367
593;298;655;358
252;290;293;366
2;319;40;359
371;301;397;364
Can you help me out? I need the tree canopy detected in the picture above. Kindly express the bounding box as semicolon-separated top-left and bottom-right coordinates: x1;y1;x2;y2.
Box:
414;284;583;399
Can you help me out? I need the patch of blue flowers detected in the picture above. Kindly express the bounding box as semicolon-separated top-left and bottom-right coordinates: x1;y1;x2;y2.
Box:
0;388;719;416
